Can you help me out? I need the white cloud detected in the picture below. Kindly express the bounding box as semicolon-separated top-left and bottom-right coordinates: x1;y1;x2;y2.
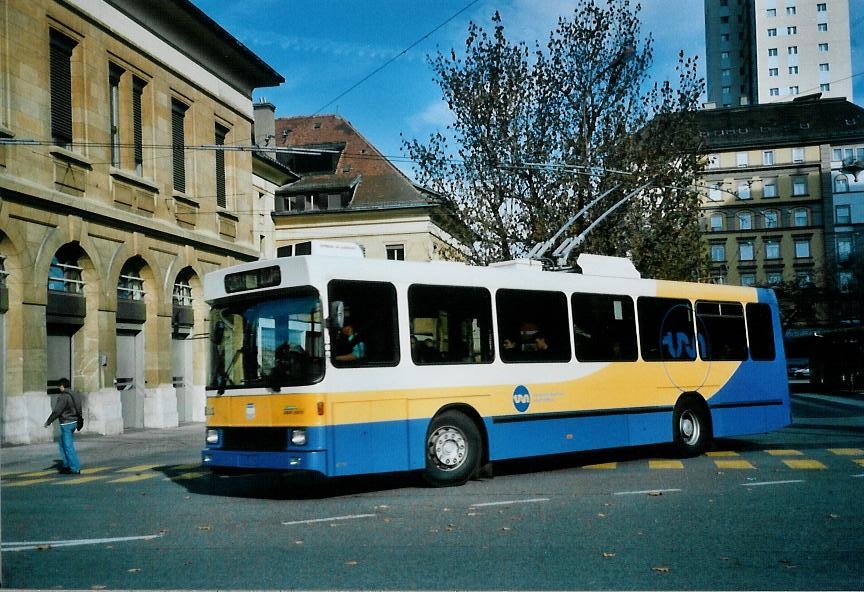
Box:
408;99;454;133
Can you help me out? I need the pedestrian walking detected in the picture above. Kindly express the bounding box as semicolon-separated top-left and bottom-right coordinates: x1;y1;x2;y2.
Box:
44;378;83;474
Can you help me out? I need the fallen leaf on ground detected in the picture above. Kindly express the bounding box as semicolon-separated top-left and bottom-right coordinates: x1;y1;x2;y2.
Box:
197;525;211;531
602;552;616;558
652;566;670;573
345;561;358;566
648;491;662;496
127;568;141;574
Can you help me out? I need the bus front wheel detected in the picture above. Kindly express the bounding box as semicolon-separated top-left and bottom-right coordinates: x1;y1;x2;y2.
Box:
423;410;481;487
672;398;711;457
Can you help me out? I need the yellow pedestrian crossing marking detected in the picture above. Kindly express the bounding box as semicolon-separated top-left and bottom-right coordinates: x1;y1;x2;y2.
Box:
766;449;803;456
18;470;57;478
649;460;684;469
714;459;755;469
170;471;208;480
171;463;202;471
81;467;112;475
782;459;826;470
706;451;739;457
6;478;57;487
117;464;159;473
828;448;864;456
59;476;107;485
109;473;160;483
583;462;617;469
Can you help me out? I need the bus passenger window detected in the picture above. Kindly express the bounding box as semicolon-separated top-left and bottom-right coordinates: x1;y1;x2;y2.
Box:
496;289;571;363
408;284;494;365
328;280;399;367
746;303;776;361
571;293;637;362
637;297;696;362
696;301;747;361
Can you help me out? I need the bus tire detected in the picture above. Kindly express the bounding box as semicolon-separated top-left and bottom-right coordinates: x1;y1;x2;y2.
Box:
423;410;481;487
672;397;711;457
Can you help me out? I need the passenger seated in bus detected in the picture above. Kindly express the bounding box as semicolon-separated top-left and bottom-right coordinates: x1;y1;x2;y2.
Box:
333;321;366;363
534;333;550;353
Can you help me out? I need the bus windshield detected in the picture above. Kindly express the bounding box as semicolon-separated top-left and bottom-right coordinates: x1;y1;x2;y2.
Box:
209;287;324;390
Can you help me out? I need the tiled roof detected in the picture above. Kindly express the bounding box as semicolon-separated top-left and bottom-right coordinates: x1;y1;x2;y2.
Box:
695;97;864;150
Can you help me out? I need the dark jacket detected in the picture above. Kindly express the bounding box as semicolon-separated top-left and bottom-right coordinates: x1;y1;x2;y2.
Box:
45;391;83;426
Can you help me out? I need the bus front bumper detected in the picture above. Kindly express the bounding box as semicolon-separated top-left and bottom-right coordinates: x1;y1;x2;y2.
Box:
201;449;328;475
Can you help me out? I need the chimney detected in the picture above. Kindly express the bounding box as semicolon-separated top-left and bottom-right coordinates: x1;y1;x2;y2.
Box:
253;98;276;159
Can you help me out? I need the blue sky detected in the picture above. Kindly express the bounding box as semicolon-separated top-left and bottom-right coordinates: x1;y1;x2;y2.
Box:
193;0;863;173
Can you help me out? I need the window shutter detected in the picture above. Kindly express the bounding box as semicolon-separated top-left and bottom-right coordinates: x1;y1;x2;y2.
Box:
50;30;76;147
215;124;228;208
171;99;187;193
132;77;145;173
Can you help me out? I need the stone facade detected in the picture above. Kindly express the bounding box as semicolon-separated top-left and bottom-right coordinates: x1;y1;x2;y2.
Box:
0;0;283;444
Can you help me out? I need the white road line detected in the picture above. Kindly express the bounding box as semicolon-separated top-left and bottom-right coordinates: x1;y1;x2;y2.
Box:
470;498;550;508
741;479;805;487
612;488;681;496
281;513;377;526
2;533;164;552
852;474;864;479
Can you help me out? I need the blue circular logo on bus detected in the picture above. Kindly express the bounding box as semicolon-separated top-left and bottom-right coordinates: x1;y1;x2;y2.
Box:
513;385;531;413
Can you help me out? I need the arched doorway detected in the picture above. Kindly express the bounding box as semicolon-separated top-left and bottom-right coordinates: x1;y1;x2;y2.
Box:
116;258;147;428
46;245;87;393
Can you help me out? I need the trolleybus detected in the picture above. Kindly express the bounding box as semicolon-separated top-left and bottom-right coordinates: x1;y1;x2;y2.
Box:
201;241;790;486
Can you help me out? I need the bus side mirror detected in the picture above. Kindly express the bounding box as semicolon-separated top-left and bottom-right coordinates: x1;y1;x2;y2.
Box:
328;300;344;330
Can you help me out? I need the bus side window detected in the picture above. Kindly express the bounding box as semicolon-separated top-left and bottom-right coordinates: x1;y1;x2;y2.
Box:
746;303;776;361
571;293;637;362
408;284;494;365
496;289;571;363
637;297;696;362
696;301;747;361
327;280;399;367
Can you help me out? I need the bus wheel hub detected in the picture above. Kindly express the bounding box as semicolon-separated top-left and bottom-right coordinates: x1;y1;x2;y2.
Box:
430;427;466;470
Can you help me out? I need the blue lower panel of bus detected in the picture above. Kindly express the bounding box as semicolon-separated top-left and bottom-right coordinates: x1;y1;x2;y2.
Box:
487;409;674;461
202;448;329;473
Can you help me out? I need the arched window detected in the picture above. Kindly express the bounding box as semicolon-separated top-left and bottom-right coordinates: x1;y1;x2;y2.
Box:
763;209;779;229
737;211;753;230
118;263;144;301
834;174;849;193
48;247;83;294
0;254;7;287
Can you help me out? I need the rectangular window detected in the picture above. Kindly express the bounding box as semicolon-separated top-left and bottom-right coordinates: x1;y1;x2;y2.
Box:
740;274;756;287
50;30;77;148
788;66;799;74
765;240;781;259
409;285;493;365
836;205;851;225
787;26;797;35
109;64;123;168
818;23;828;32
858;148;864;161
710;213;724;231
768;48;778;57
711;243;726;262
792;176;808;195
762;150;775;165
817;3;827;11
696;301;747;361
794;209;808;227
386;244;405;261
739;241;754;261
833;148;843;160
794;238;811;258
737;182;751;200
837;236;852;262
708;183;722;201
768;28;777;37
819;63;830;72
329;280;399;367
571;293;637;362
792;147;805;162
788;46;798;55
736;152;748;167
769;88;780;96
789;86;799;95
786;6;796;15
171;99;188;193
721;34;730;42
215;123;229;208
763;180;778;198
721;51;730;59
820;83;831;91
838;271;854;292
637;298;695;362
767;272;783;285
819;43;829;52
767;8;776;16
746;304;776;360
132;77;145;176
769;68;778;77
496;289;571;363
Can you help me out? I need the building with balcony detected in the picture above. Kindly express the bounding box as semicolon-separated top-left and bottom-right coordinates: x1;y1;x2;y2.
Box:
0;0;283;443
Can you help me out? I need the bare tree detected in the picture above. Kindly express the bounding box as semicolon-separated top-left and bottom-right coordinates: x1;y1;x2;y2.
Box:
404;0;709;280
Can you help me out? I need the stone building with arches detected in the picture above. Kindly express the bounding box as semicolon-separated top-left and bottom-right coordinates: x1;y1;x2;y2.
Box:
0;0;284;444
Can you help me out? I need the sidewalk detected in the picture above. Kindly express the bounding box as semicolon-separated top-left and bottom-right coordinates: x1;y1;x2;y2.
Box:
1;422;204;475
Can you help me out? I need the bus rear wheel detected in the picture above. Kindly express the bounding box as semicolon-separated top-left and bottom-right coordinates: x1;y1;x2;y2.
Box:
423;410;481;487
673;399;711;457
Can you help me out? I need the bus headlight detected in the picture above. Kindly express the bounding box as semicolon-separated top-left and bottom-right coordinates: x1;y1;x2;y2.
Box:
291;429;307;446
206;429;220;445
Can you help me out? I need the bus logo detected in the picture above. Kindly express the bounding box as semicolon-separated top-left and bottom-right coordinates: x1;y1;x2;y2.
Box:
246;403;255;420
513;385;531;413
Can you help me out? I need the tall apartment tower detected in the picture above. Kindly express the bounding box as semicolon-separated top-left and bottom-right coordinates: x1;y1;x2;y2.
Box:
705;0;853;107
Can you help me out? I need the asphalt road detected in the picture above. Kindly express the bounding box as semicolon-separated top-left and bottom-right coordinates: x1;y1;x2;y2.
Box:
2;390;863;590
